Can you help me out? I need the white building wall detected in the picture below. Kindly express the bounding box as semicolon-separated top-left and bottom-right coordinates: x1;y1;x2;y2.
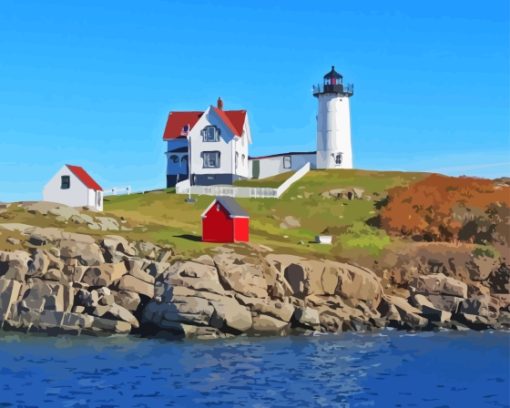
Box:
87;189;103;211
43;166;102;211
232;118;250;179
189;108;235;177
249;153;316;179
316;94;353;169
187;107;255;183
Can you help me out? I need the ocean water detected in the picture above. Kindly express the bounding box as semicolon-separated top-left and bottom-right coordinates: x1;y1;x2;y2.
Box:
0;330;508;408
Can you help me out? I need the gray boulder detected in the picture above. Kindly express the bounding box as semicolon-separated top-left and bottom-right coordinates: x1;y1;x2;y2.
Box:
427;294;464;313
103;235;136;257
214;254;268;298
0;250;31;282
386;295;428;329
293;307;320;328
118;275;154;298
113;290;140;312
412;273;467;298
466;256;500;281
142;296;214;327
82;262;127;287
236;294;295;322
60;240;105;266
91;316;131;334
459;296;495;318
0;278;22;322
251;314;288;335
209;298;252;332
106;303;139;328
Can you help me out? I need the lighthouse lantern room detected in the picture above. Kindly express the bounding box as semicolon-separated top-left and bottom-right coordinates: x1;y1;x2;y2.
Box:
313;66;354;169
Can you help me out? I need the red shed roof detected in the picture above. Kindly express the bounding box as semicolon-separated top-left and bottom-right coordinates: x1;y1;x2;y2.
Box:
163;108;247;140
66;165;103;191
202;196;249;219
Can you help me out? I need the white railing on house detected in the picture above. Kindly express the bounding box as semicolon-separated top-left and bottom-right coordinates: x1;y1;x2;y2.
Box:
175;162;311;199
103;186;132;196
175;179;191;194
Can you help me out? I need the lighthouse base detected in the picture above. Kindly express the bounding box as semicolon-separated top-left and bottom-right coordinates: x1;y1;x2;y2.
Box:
316;150;353;169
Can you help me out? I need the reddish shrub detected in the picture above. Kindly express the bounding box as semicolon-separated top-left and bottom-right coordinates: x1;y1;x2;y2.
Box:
380;174;510;243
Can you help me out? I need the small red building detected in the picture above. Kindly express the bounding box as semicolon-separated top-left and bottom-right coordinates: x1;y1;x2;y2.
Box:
201;196;249;243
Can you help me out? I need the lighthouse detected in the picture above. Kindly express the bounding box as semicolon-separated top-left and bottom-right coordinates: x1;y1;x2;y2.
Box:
313;66;354;169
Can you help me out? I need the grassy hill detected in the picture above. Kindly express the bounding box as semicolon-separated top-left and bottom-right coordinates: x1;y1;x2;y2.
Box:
103;169;427;258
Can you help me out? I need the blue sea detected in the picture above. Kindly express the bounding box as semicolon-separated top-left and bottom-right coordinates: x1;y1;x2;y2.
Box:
0;330;508;407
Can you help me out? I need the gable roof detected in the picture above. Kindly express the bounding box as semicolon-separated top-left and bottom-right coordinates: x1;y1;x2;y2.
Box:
201;196;249;218
163;109;247;140
211;107;246;136
163;111;203;140
66;165;103;191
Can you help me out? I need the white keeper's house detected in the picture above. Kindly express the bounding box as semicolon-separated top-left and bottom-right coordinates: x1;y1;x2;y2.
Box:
43;164;103;211
163;66;354;187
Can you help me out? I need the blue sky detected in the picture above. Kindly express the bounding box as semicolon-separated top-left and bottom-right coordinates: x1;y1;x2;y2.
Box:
0;0;508;201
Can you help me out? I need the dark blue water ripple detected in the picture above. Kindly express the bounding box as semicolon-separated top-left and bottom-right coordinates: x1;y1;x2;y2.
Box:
0;330;508;407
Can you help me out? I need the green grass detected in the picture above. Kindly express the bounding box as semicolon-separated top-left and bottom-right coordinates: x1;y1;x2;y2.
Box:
233;171;294;188
102;169;427;259
0;169;427;259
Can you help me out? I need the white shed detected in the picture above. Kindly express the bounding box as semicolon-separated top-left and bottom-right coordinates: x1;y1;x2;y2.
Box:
43;164;103;211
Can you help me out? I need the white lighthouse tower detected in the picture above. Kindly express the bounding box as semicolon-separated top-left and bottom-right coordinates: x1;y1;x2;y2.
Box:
313;66;354;169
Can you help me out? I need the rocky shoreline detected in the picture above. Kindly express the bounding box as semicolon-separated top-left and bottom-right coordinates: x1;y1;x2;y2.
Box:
0;223;509;340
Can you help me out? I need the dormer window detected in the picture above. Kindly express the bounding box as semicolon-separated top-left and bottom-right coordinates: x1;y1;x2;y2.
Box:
61;175;70;189
202;125;220;142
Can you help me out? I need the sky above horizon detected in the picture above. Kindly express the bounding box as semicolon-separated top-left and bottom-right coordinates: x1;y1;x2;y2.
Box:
0;0;509;202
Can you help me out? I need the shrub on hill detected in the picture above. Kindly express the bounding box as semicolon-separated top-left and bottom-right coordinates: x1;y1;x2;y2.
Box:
379;174;510;245
337;222;391;256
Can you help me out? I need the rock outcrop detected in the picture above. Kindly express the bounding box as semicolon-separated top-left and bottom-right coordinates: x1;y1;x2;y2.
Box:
0;223;508;339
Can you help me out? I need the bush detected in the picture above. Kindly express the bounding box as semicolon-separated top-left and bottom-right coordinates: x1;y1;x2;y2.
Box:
380;174;510;244
472;246;499;259
338;222;391;256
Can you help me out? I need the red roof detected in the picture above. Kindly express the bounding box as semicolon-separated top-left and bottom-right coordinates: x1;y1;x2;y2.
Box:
66;165;103;191
211;107;246;136
162;109;247;140
162;111;203;140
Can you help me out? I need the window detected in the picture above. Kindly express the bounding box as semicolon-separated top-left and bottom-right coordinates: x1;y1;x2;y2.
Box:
283;156;292;169
335;153;343;166
97;191;102;208
202;151;220;168
202;126;220;142
241;154;245;166
170;155;179;163
235;152;239;168
61;175;70;189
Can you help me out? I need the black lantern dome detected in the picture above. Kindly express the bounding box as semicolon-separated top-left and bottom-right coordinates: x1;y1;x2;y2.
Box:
323;66;343;81
313;65;353;97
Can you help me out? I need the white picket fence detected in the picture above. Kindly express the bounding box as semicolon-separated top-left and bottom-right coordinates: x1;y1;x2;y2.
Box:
103;186;132;196
175;162;310;199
